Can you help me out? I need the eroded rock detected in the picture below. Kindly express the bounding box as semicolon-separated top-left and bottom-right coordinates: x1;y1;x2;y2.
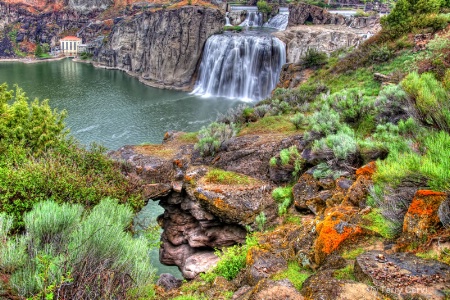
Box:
354;250;450;299
403;190;448;238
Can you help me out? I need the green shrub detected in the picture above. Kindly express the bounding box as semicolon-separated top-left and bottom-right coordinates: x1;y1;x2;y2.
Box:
0;84;143;228
402;72;450;132
3;199;156;299
257;0;272;13
195;122;237;156
0;83;66;154
0;214;27;273
272;186;293;215
203;235;258;281
302;48;328;68
255;212;267;231
290;113;306;129
368;44;394;64
312;162;343;180
374;130;450;191
312;128;358;160
307;104;342;135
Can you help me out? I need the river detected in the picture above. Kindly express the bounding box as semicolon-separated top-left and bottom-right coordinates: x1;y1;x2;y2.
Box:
0;58;247;278
0;59;245;150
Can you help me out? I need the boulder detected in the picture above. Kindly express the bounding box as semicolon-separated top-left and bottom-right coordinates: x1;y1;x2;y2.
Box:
246;248;288;285
403;190;448;238
354;250;450;299
293;173;320;212
302;270;379;300
240;279;304;300
314;206;363;264
182;251;220;280
156;273;182;292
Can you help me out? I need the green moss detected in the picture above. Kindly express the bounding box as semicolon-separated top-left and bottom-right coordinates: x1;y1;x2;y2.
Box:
178;132;199;143
272;262;312;290
333;265;356;281
342;248;365;259
238;115;296;135
204;169;257;185
362;209;396;239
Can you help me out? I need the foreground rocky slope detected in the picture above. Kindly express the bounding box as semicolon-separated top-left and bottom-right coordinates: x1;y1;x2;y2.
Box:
94;6;224;90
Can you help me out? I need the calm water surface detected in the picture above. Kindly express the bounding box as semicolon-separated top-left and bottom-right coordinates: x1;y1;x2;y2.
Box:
0;59;247;277
0;59;245;150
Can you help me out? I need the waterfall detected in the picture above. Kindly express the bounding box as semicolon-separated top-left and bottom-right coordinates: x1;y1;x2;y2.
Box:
239;11;263;27
192;33;286;102
263;10;289;31
225;12;231;26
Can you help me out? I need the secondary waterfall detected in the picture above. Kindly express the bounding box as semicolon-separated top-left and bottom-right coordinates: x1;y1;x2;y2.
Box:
192;32;286;102
263;8;289;30
239;11;263;27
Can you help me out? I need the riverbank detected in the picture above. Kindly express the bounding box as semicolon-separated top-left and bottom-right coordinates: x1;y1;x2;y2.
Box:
0;56;67;64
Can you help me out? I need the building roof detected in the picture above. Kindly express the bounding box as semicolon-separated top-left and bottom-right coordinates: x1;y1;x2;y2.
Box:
60;36;82;41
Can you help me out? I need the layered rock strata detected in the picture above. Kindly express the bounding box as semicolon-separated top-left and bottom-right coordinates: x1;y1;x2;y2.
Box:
109;132;304;279
94;7;224;90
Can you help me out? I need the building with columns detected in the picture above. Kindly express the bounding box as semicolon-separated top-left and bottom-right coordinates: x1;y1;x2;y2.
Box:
60;36;82;57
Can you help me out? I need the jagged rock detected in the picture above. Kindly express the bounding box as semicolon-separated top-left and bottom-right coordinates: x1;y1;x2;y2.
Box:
182;251;220;279
354;250;450;300
189;177;276;226
273;25;364;64
288;3;346;26
302;270;379;300
293;173;320;212
213;134;303;182
402;190;448;238
314;206;364;264
306;190;332;215
246;248;288;285
95;7;224;90
243;279;304;300
156;273;182;292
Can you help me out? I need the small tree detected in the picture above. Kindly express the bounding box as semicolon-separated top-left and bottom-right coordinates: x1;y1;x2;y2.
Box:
34;43;43;58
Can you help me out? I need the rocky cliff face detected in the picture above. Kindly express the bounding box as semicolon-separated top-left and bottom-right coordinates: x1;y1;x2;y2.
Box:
0;1;114;56
95;7;224;90
108;131;305;279
273;25;364;64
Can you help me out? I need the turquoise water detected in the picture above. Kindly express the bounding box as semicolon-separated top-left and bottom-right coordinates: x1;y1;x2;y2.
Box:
0;59;245;150
0;59;247;278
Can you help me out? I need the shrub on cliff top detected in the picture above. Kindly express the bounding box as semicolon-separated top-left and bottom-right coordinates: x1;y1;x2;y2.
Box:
195;122;237;156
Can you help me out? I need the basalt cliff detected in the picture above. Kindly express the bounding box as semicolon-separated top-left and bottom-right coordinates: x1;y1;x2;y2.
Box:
94;7;224;90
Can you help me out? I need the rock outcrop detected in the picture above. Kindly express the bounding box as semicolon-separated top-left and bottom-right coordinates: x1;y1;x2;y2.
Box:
94;6;224;90
355;250;450;299
273;25;365;64
109;131;282;279
288;3;346;26
0;1;112;56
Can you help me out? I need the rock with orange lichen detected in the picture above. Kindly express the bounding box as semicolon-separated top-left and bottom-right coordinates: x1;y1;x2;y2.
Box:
342;162;376;207
402;190;447;238
314;206;364;264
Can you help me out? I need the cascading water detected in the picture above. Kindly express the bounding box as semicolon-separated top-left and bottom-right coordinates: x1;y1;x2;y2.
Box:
192;32;286;102
263;8;289;30
239;11;263;27
225;12;231;26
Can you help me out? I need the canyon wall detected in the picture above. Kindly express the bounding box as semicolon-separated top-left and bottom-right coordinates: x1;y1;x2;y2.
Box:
94;7;224;90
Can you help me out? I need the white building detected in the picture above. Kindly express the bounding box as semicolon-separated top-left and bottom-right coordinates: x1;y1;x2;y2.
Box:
60;36;82;57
